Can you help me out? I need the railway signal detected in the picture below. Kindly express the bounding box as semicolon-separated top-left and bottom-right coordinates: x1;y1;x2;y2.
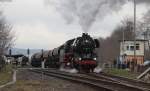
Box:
9;49;12;56
27;48;30;55
41;49;45;69
27;48;30;64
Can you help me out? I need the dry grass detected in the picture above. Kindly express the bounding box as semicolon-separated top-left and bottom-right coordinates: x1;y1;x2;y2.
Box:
0;65;13;85
1;69;98;91
1;80;49;91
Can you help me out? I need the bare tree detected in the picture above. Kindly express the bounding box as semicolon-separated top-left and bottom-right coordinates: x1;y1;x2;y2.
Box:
0;18;14;55
0;17;14;70
0;0;13;71
97;18;134;66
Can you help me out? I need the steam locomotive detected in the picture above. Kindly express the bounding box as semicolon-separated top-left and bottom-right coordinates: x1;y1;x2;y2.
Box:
31;33;99;72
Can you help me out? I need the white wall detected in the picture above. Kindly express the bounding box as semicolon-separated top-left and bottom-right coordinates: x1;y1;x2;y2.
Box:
120;41;145;56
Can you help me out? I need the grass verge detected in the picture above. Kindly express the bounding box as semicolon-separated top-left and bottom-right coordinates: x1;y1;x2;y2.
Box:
0;65;13;85
1;80;57;91
104;68;139;79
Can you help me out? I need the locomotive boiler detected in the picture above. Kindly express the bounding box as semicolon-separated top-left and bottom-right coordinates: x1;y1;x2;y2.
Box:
31;33;99;72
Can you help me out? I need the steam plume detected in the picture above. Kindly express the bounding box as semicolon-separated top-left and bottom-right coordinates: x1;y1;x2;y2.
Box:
45;0;150;32
54;0;127;33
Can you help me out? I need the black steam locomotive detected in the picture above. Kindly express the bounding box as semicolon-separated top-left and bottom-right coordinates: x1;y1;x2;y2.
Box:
31;33;99;72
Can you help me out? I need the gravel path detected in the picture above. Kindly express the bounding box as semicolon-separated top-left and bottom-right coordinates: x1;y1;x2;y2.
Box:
0;69;98;91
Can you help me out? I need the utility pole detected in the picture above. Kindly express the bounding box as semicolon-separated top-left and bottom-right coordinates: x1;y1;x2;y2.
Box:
145;28;150;51
123;28;125;52
9;49;12;56
27;48;30;65
41;49;44;91
122;27;125;68
133;0;136;63
144;31;146;60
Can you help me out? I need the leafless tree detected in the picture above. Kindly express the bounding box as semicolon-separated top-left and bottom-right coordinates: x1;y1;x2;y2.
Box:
0;17;14;70
97;18;134;66
0;1;14;71
0;18;14;55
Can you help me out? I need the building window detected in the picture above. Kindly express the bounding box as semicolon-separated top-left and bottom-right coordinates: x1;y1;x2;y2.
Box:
136;44;140;50
126;46;129;50
130;46;134;51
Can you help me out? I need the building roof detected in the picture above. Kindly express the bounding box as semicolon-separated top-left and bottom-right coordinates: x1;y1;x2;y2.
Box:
119;39;147;42
5;54;24;58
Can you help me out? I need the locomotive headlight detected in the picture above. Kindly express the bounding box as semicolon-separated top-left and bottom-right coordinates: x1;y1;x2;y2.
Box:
79;58;82;61
93;58;97;60
67;62;70;66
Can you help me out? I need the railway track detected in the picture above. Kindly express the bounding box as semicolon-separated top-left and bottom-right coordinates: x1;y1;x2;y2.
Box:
87;73;150;90
30;69;149;91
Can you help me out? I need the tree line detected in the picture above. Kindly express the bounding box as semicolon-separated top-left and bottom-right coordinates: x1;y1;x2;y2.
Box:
97;18;150;66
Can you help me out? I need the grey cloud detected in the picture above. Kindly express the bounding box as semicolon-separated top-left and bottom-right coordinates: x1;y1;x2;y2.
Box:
135;0;150;4
0;0;11;2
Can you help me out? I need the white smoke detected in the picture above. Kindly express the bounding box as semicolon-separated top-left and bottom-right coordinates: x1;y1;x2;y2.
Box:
45;0;127;33
94;67;103;73
45;0;150;32
59;67;78;73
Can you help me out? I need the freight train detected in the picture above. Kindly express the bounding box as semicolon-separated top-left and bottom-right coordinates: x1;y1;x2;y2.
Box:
31;33;99;72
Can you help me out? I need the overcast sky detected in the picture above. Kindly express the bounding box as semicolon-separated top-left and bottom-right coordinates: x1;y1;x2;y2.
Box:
1;0;148;49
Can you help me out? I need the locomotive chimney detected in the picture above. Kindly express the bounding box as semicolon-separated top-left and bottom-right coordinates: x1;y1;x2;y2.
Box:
82;33;88;36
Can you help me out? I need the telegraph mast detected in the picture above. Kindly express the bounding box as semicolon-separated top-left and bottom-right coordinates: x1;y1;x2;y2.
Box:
133;0;136;63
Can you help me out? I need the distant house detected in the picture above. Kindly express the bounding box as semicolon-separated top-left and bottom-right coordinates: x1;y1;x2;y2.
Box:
120;40;146;65
5;54;28;66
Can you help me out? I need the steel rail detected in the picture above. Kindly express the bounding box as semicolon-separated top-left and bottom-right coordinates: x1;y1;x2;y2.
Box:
30;69;147;91
92;73;150;90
